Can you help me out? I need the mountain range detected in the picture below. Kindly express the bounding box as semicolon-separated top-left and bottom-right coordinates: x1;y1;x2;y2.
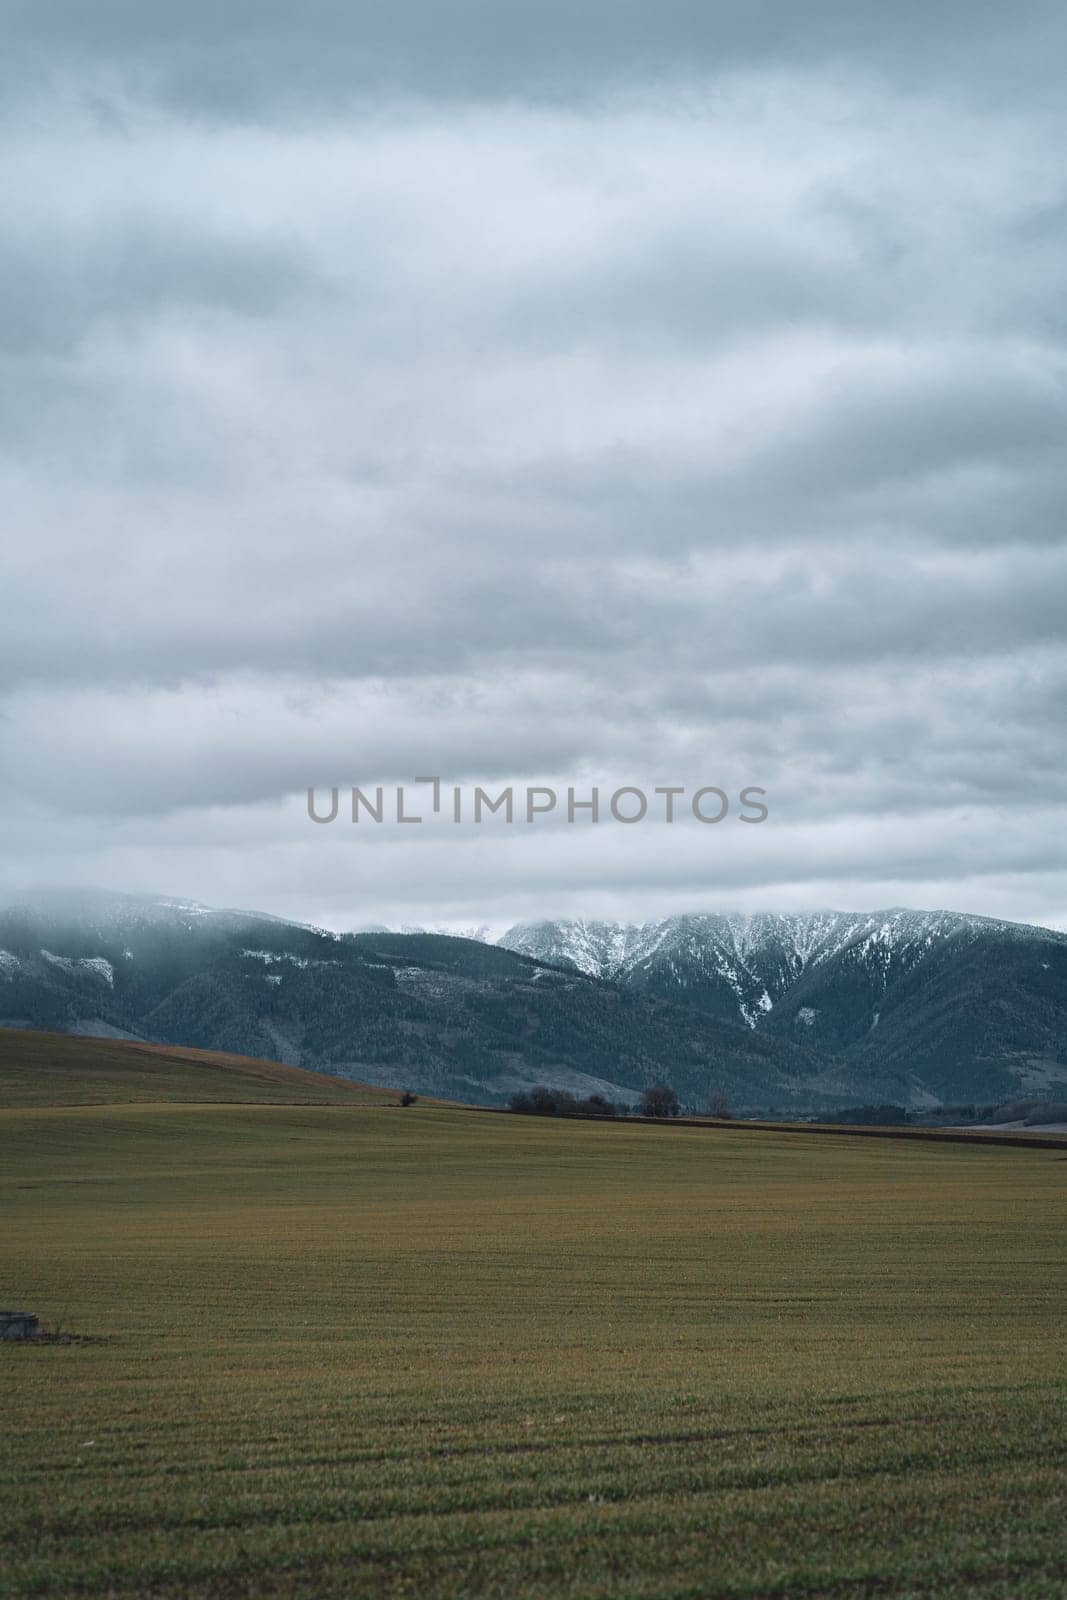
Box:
1;892;1065;1114
499;911;1067;1107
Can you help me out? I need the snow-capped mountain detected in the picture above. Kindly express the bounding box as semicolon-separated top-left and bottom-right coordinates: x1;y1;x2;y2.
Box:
498;909;1067;1105
4;893;1066;1112
0;892;824;1111
499;910;1050;1019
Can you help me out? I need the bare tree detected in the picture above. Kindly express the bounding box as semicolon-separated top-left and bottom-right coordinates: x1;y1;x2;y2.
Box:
639;1083;680;1119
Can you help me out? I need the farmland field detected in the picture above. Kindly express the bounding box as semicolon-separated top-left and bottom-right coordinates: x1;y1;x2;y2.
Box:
0;1030;396;1109
2;1035;1065;1598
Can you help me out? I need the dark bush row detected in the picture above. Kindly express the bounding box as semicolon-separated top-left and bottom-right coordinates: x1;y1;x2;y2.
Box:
509;1086;619;1117
819;1103;909;1125
508;1083;688;1119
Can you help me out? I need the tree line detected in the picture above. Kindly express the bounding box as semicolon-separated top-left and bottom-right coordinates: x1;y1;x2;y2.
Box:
508;1083;733;1119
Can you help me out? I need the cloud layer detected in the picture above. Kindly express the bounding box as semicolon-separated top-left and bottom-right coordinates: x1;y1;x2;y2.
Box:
2;6;1066;929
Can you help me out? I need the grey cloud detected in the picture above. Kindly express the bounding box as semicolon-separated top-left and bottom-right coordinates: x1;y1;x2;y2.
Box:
6;2;1067;114
1;523;1064;696
4;636;1066;828
0;225;316;356
0;10;1065;930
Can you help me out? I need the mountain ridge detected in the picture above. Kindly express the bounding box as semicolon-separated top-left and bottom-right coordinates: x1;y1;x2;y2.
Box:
0;893;826;1112
3;893;1066;1113
495;909;1067;1106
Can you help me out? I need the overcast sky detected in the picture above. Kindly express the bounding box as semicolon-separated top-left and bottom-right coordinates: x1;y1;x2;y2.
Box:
2;3;1066;932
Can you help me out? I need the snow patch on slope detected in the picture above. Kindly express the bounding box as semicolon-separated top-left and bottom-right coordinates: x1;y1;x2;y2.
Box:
241;949;310;968
40;950;114;986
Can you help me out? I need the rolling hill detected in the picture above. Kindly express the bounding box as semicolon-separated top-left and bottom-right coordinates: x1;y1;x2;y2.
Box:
0;1027;395;1108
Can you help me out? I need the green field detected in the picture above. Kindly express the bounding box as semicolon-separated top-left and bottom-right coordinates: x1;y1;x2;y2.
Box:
0;1029;398;1108
2;1035;1065;1598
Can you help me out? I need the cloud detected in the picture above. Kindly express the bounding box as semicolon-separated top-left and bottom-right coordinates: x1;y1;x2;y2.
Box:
0;11;1065;930
7;3;1067;113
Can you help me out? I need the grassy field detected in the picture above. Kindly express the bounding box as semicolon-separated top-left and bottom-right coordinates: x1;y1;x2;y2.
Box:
2;1037;1065;1598
0;1029;398;1108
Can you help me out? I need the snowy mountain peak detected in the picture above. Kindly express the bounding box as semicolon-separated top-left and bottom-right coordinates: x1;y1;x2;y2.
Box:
497;909;1065;1034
